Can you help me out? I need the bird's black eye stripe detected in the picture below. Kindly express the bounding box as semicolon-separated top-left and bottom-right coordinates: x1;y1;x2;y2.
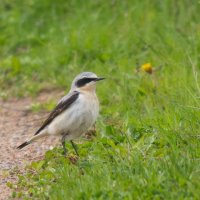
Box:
76;77;97;87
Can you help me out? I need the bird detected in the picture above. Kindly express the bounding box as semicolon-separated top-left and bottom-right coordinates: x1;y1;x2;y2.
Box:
17;72;105;156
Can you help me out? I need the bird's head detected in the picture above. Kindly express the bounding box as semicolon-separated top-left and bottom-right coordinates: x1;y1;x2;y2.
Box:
71;72;105;92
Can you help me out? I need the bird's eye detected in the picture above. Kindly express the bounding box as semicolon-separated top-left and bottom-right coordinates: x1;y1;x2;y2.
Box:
76;78;96;87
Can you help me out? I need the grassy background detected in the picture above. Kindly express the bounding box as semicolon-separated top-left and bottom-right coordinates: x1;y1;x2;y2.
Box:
1;0;200;199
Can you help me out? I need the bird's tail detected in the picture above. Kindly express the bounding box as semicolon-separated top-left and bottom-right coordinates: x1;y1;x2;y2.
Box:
17;129;48;149
17;141;31;149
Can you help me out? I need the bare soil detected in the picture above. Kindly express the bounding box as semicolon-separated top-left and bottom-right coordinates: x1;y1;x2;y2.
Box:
0;91;64;199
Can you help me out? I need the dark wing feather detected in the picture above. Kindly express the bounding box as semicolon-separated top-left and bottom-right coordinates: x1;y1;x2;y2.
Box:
34;91;79;135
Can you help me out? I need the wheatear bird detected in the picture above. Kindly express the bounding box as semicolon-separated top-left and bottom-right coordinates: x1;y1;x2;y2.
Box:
17;72;104;156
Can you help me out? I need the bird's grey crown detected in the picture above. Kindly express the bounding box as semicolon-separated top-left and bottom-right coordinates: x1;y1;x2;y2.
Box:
71;72;97;90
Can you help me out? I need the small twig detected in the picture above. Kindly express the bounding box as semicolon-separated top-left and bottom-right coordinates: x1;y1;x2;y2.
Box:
171;102;200;110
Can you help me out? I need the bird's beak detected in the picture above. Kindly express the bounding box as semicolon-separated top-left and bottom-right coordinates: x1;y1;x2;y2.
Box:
95;77;105;81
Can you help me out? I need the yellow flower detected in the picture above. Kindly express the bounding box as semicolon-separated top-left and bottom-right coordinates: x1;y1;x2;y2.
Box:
141;63;153;74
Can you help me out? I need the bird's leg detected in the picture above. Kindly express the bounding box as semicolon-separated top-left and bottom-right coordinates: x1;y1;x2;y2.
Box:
61;135;67;157
70;140;79;156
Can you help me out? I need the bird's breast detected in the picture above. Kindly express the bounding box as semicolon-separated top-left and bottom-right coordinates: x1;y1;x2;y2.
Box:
78;92;99;126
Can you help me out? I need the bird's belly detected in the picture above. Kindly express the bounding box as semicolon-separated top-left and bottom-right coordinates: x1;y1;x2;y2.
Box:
47;94;99;140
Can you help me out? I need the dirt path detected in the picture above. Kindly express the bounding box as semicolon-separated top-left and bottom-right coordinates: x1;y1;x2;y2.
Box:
0;91;64;199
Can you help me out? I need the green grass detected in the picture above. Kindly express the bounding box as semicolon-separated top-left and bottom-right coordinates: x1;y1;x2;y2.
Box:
1;0;200;199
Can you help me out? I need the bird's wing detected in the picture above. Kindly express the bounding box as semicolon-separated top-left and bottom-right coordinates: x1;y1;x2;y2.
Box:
34;91;79;135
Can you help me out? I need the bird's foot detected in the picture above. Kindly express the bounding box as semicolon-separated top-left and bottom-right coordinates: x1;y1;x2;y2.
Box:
70;140;79;156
